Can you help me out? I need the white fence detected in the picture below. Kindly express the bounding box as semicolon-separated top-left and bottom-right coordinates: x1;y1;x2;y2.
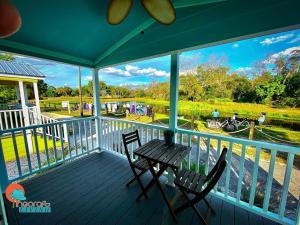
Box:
0;109;24;130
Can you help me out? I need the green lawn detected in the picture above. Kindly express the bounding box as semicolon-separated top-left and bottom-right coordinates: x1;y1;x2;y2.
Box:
1;134;62;162
39;97;300;146
40;97;300;123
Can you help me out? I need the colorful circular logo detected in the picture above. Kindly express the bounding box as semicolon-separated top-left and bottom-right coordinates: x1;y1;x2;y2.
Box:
5;183;25;203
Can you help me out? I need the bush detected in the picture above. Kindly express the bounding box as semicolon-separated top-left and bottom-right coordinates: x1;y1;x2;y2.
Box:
277;97;297;107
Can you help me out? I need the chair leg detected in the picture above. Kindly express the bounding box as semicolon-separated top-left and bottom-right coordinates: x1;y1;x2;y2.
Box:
126;170;147;187
174;188;209;225
136;164;167;201
136;178;156;201
126;176;137;187
132;168;148;199
191;205;209;225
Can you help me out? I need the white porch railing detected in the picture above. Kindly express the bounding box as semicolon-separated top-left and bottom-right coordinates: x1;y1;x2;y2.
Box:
28;106;69;141
0;109;24;130
0;116;299;225
0;116;98;185
100;116;300;225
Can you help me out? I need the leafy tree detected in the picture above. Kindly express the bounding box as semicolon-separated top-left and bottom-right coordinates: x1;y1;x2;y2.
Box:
146;82;170;100
180;73;204;101
0;53;15;61
37;80;48;97
0;85;16;103
115;86;131;98
256;76;286;104
132;88;146;98
197;65;232;98
71;88;79;96
55;86;73;96
45;86;57;97
229;74;255;102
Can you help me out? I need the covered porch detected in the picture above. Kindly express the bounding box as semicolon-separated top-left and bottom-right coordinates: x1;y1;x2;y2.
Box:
0;0;300;225
4;152;280;225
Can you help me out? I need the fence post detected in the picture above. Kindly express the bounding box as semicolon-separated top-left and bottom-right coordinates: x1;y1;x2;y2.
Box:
296;195;300;225
249;121;255;140
63;123;68;143
191;115;195;130
0;135;9;193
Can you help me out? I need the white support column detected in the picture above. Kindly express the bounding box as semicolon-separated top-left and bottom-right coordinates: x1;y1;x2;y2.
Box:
23;84;29;104
16;85;20;102
33;82;41;124
19;81;33;153
19;81;29;126
92;68;102;152
167;53;180;187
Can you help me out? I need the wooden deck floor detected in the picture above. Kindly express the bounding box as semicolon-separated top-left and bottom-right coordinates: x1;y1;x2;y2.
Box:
5;152;279;225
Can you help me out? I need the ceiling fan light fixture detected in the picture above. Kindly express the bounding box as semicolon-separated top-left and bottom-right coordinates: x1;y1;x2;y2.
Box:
107;0;133;25
141;0;176;25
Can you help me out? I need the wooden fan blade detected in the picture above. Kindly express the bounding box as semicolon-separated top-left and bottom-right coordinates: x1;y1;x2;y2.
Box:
107;0;133;25
141;0;176;25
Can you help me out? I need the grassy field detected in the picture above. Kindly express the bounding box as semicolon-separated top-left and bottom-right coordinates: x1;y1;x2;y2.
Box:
40;97;300;146
40;97;300;123
143;98;300;123
1;134;62;162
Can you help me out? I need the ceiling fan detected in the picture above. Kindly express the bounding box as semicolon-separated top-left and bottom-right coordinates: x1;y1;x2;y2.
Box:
107;0;176;25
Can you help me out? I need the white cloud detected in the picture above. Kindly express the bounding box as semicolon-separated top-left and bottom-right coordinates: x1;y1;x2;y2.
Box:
233;44;239;48
84;75;92;81
264;46;300;64
101;67;131;76
124;65;139;73
119;82;148;87
100;65;170;77
288;34;300;44
235;67;252;73
260;33;294;45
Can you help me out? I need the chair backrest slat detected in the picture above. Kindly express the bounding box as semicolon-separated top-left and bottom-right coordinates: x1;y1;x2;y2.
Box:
201;160;227;198
206;147;227;181
122;130;141;164
199;147;227;198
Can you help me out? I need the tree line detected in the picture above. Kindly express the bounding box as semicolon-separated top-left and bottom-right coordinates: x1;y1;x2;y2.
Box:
0;50;299;107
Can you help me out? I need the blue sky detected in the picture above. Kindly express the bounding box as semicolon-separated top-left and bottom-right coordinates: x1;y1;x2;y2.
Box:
12;28;300;88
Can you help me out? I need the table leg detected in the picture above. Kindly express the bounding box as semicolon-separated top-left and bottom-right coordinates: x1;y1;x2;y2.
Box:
147;160;177;222
136;164;167;201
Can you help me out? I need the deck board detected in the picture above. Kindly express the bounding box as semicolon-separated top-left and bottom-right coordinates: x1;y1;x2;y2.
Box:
235;202;249;225
207;195;222;225
4;152;280;225
221;199;235;225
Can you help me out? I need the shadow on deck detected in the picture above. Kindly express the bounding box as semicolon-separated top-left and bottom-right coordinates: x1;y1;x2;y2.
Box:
4;152;279;225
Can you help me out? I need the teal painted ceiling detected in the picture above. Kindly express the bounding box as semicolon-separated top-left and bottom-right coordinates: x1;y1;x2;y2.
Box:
0;0;299;68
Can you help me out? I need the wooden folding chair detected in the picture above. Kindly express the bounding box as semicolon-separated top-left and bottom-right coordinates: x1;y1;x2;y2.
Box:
122;130;150;199
174;147;228;225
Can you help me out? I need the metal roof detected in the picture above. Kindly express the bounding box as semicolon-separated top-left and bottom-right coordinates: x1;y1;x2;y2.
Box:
0;61;45;79
0;0;299;68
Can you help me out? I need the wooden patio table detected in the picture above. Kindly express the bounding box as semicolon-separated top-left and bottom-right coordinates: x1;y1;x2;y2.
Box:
134;139;191;221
